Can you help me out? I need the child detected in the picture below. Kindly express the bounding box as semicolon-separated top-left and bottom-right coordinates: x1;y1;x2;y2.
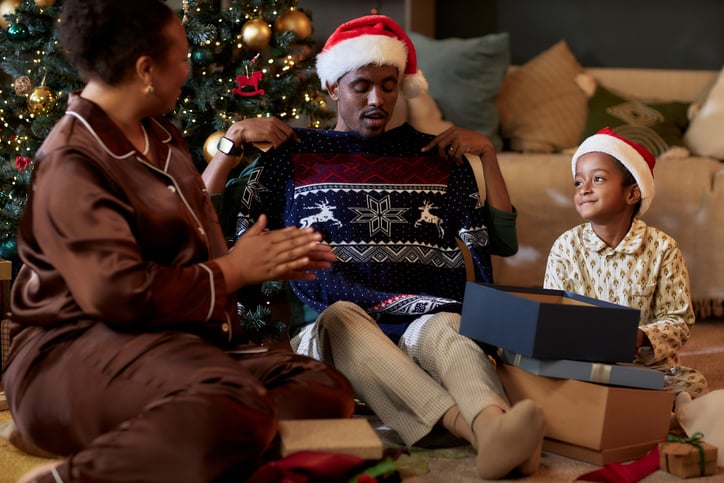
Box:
543;127;708;398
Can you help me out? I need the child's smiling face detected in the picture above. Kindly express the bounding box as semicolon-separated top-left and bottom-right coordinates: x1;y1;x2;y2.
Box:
573;152;640;224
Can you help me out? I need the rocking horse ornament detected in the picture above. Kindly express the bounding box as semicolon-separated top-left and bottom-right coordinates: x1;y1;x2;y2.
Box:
233;53;265;97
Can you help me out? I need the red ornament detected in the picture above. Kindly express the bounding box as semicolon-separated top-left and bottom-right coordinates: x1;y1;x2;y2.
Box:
233;71;264;97
15;155;31;171
233;53;265;97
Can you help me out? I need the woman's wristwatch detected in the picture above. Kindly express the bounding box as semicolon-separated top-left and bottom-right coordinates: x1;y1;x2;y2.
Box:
217;136;244;157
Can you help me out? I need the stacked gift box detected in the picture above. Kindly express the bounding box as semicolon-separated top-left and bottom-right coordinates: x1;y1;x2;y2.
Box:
1;258;11;319
459;282;675;465
659;434;718;479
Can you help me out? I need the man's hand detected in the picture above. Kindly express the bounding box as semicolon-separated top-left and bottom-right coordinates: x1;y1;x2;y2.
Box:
224;117;300;150
421;126;496;165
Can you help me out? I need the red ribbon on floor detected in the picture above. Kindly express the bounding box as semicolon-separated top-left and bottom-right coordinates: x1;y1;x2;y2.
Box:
575;446;660;483
246;450;370;483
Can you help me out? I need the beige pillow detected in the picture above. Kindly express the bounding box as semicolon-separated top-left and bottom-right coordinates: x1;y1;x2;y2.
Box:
684;67;724;159
406;91;454;135
497;40;588;153
387;90;454;135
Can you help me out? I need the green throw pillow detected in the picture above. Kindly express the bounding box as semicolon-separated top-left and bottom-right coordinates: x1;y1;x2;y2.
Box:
583;84;690;157
408;31;510;150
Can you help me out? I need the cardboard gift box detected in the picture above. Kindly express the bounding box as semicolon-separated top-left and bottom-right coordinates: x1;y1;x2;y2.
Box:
460;283;640;363
278;418;383;460
659;437;718;478
1;258;11;318
498;364;673;456
501;350;665;390
543;438;661;466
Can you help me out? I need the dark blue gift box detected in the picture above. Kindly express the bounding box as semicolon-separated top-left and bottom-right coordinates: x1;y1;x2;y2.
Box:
460;283;640;363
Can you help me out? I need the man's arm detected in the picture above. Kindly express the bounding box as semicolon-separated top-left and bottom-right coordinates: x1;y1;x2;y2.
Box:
202;117;299;194
421;126;513;213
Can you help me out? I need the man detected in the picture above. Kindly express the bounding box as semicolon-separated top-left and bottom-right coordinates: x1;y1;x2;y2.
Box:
205;15;545;480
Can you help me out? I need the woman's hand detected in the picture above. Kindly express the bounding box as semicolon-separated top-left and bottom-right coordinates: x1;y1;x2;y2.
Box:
216;214;336;293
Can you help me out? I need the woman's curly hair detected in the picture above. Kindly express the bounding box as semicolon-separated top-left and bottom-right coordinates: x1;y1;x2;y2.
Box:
59;0;176;85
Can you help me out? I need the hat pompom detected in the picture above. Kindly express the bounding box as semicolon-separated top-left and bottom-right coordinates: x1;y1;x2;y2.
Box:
401;70;428;98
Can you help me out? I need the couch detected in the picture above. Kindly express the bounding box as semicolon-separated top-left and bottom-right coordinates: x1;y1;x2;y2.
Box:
397;34;724;320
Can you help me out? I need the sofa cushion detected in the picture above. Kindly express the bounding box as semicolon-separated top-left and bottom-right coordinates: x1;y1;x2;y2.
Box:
582;83;690;158
684;67;724;160
497;40;588;153
408;31;510;150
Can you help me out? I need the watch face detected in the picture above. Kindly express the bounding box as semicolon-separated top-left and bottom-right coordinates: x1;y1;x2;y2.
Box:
217;136;235;155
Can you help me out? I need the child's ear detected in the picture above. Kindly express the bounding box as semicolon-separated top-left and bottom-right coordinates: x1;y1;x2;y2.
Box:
627;184;642;205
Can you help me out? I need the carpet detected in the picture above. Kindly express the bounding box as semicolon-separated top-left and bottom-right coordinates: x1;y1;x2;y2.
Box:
1;319;722;482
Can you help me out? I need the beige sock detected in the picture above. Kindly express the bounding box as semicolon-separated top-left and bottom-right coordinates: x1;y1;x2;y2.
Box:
472;399;545;479
440;405;475;444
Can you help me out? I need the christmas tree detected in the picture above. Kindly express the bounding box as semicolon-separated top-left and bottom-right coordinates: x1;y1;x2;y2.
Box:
177;0;333;170
0;0;331;342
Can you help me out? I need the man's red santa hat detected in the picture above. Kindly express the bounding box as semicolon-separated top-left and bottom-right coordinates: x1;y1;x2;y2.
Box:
316;14;428;97
572;126;657;216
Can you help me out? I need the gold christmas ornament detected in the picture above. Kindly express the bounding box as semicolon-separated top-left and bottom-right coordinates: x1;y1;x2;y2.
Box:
0;0;21;29
34;0;56;7
27;85;58;115
13;75;33;96
203;131;225;162
274;9;312;40
240;18;271;52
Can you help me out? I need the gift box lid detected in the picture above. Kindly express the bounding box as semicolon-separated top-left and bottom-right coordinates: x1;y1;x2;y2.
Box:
501;350;665;390
461;283;640;363
278;418;383;460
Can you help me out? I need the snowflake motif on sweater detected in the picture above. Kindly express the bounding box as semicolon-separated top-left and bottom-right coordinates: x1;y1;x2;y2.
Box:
237;124;505;325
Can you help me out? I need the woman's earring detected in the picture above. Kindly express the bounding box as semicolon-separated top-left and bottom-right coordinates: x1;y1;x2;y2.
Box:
145;84;155;95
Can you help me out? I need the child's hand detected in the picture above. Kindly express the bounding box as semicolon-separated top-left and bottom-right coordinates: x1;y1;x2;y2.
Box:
635;328;651;351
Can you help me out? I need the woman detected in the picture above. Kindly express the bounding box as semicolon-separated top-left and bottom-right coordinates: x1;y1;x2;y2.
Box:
2;1;354;482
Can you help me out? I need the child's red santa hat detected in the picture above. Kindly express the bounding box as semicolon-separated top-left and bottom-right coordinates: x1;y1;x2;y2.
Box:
316;14;428;98
572;126;657;216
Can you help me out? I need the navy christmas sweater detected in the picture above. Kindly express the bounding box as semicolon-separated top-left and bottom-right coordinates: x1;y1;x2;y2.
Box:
236;123;517;337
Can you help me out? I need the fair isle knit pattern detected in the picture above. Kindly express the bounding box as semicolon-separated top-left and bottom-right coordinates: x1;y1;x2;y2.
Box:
237;124;496;322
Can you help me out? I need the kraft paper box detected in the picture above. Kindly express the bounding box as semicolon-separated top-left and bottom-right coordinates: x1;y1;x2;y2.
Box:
1;258;11;318
0;259;10;281
659;439;718;478
460;283;640;363
498;364;673;451
278;418;383;460
501;350;665;390
543;438;660;466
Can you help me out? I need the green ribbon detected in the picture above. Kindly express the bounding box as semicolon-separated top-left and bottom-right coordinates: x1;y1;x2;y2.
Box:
666;432;706;476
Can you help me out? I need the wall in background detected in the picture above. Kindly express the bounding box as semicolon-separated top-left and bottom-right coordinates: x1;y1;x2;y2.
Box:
167;0;723;70
439;0;724;69
301;0;724;70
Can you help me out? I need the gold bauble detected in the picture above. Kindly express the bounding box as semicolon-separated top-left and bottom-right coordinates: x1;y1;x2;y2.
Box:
273;9;312;40
240;18;271;52
34;0;56;7
203;131;225;162
27;85;58;115
0;0;21;29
